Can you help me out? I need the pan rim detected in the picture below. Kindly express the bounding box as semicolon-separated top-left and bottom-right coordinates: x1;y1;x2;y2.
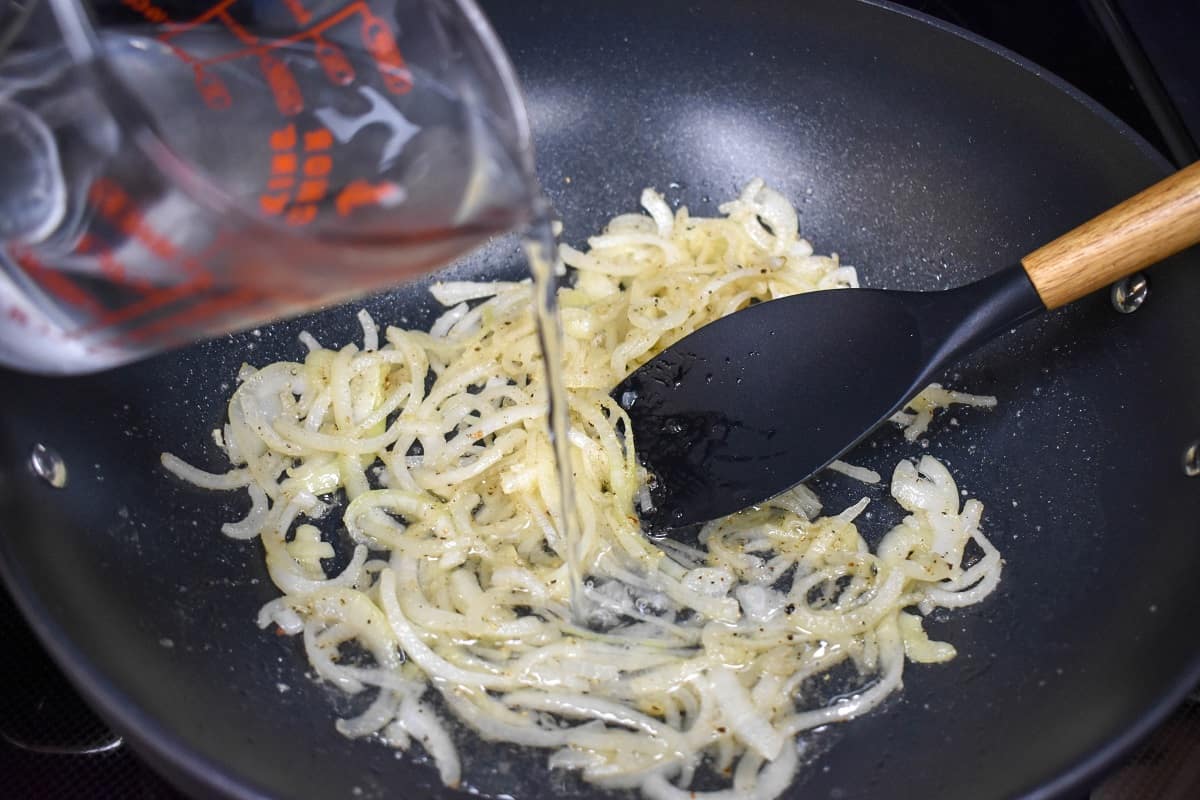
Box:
1;1;1193;798
863;0;1174;174
847;6;1199;793
0;552;276;799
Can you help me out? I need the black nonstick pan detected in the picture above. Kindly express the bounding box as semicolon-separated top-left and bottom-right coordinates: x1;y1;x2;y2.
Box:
2;1;1199;798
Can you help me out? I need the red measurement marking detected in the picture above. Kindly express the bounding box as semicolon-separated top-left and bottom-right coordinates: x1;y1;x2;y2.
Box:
303;155;332;177
271;153;298;175
283;0;354;86
259;51;304;115
259;194;287;216
259;123;333;226
304;129;333;150
67;178;221;333
335;179;400;217
88;178;128;218
282;0;311;25
89;179;206;281
360;11;413;95
4;178;235;345
11;247;107;317
76;279;206;336
194;66;232;110
295;180;324;203
214;6;257;46
118;210;177;263
122;287;262;344
80;232;152;294
116;0;235;113
121;0;170;24
75;230;157;301
315;39;355;86
270;124;298;150
1;300;64;341
74;231;234;337
157;0;411;114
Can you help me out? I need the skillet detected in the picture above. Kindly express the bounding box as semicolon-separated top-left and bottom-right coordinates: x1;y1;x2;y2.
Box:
2;0;1199;797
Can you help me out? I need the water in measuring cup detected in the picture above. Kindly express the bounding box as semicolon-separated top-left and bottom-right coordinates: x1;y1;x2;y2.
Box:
0;27;534;373
98;28;532;238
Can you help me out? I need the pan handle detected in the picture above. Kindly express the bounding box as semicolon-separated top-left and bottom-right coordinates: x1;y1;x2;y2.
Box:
1020;159;1200;309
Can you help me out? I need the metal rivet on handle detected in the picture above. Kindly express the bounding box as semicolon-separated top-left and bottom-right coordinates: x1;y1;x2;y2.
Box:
1110;273;1149;314
1185;440;1200;478
29;443;67;488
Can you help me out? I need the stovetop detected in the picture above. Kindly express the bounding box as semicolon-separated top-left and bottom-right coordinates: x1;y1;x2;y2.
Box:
2;0;1197;798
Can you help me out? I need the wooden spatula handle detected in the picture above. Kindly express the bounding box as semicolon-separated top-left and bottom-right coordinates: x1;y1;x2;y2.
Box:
1021;160;1200;309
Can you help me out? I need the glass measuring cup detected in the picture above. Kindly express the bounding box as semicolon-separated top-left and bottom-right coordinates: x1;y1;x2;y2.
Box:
0;0;536;374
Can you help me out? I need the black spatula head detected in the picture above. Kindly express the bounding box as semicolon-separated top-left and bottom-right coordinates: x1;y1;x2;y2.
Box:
615;265;1043;530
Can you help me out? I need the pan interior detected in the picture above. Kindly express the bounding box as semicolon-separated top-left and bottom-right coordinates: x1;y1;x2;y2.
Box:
2;1;1200;798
